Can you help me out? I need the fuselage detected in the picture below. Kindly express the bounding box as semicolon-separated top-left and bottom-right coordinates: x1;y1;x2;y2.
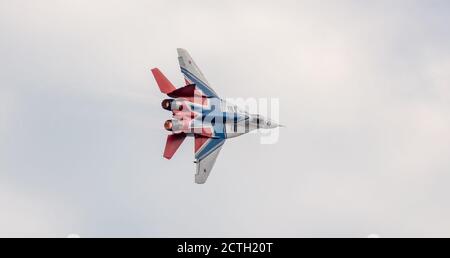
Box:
163;97;274;139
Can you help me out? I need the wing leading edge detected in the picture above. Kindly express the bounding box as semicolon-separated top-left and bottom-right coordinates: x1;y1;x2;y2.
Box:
177;48;220;98
194;138;225;184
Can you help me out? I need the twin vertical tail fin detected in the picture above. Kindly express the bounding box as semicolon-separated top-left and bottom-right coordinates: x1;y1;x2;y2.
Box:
152;68;200;160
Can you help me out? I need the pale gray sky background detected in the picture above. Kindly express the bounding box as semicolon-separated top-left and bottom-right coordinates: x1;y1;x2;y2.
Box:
1;0;450;237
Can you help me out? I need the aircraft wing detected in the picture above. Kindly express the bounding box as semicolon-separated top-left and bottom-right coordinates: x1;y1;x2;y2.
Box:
194;138;225;184
177;48;220;98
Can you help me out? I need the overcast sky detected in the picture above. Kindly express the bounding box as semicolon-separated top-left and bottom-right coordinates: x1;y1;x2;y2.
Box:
1;0;450;237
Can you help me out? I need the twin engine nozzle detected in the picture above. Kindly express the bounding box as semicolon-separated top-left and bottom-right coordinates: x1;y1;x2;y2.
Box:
164;120;173;131
162;99;184;132
164;119;184;132
161;99;183;112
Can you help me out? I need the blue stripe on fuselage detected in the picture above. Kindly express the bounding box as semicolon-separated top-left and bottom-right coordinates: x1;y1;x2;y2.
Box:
190;97;226;139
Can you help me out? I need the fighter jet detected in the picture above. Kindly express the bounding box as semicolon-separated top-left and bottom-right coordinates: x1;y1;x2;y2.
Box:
152;49;281;184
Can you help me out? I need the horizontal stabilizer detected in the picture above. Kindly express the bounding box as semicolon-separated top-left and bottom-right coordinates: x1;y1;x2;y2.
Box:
151;68;177;94
164;133;186;160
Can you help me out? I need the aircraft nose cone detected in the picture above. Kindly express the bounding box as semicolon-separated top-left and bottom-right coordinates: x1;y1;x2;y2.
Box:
272;122;282;129
266;120;282;129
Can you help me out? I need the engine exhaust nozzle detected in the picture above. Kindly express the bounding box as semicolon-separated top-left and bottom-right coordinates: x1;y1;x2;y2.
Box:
161;99;173;111
164;120;173;131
